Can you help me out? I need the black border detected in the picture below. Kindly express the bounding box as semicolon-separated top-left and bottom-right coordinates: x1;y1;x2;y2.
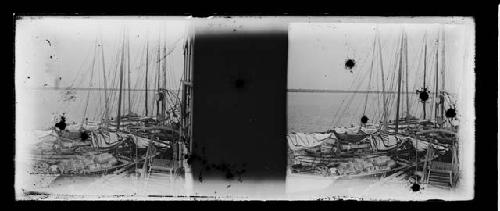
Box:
5;3;498;209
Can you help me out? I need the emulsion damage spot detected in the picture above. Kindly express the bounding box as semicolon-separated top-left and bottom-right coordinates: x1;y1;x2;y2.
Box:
411;183;421;192
361;115;369;124
445;108;456;118
345;59;356;73
55;115;66;130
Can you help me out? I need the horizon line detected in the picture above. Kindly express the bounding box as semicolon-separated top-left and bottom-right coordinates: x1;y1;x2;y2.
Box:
288;88;447;94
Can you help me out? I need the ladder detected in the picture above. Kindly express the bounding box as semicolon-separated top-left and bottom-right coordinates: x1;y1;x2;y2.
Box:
423;143;458;188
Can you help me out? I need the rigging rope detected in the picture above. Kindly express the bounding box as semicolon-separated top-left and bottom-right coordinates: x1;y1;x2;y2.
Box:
81;40;98;124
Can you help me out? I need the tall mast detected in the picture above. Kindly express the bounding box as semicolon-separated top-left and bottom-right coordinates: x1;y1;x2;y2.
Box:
145;40;149;116
127;32;132;115
404;30;410;121
82;39;98;126
100;37;108;124
363;34;377;120
163;37;167;122
422;33;428;119
116;30;125;130
377;29;388;130
434;32;439;127
440;26;446;123
395;31;403;134
156;35;161;119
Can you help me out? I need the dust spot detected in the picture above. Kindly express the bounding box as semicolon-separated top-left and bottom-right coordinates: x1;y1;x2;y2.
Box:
361;115;369;124
45;39;51;46
27;76;31;79
55;115;66;130
445;108;456;118
345;59;356;72
417;87;430;102
80;130;89;141
411;183;420;192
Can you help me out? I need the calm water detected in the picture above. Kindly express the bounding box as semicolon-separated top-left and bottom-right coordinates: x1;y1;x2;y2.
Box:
17;89;179;130
287;92;427;133
18;89;429;132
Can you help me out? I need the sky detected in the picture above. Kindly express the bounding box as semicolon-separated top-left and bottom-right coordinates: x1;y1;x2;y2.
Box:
288;22;474;95
15;17;474;130
15;17;190;130
16;16;189;91
16;17;473;94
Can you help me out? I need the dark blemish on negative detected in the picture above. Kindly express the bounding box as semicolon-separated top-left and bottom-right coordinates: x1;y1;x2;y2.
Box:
44;83;48;86
224;16;231;19
59;77;62;80
50;55;53;59
445;107;456;118
411;183;421;192
361;115;369;124
46;39;51;46
417;87;430;102
235;79;245;89
27;76;31;79
226;185;231;188
80;130;89;141
345;59;356;72
233;29;236;32
55;115;66;130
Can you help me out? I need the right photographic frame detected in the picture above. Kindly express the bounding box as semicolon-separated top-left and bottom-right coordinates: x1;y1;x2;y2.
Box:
286;17;475;201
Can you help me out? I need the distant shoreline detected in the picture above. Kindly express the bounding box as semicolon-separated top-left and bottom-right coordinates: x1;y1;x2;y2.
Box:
288;89;443;95
29;87;449;95
30;87;180;92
